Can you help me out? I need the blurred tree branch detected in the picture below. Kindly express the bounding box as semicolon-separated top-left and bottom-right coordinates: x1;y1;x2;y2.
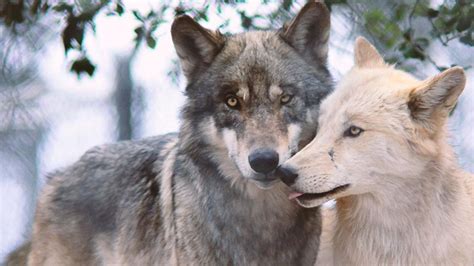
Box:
341;0;472;71
1;0;472;76
0;4;52;190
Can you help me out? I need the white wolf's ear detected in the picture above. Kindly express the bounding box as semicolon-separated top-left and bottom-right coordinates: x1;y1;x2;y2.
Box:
354;37;386;68
171;15;225;81
408;67;466;124
280;1;330;66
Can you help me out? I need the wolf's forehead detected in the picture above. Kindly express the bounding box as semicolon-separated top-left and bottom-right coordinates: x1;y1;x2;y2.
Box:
321;87;407;127
232;31;275;48
223;32;290;69
218;33;299;88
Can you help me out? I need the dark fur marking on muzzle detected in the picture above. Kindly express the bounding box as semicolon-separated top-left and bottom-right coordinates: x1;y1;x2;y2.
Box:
328;148;335;163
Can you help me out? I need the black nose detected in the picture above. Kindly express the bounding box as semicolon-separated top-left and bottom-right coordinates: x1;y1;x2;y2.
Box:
275;166;298;186
248;148;279;174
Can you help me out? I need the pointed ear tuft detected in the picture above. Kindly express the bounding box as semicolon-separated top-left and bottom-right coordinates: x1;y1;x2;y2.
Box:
354;37;385;68
280;1;330;66
171;15;225;81
408;67;466;124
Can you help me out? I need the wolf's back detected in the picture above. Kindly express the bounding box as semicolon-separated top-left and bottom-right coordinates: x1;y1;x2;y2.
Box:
6;242;30;266
44;133;177;232
27;133;178;264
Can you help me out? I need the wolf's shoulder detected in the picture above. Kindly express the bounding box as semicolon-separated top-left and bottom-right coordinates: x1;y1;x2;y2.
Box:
78;133;178;167
39;133;179;234
48;133;178;181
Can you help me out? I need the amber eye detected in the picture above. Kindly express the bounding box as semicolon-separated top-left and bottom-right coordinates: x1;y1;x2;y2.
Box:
344;126;364;138
280;94;292;104
226;96;239;108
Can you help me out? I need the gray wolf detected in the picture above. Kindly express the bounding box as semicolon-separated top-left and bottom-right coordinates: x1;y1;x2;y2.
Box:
24;2;333;265
276;37;474;264
6;243;29;266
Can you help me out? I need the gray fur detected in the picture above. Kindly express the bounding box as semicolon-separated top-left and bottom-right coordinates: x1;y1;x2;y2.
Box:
25;2;333;265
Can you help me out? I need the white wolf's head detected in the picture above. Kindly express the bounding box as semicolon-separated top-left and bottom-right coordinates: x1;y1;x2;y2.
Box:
276;37;467;208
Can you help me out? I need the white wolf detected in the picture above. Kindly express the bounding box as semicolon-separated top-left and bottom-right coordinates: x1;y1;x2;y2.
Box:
276;37;474;265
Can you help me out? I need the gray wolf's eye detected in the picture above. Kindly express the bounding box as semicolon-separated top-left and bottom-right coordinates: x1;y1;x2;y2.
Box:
280;94;292;105
226;96;240;109
344;126;364;138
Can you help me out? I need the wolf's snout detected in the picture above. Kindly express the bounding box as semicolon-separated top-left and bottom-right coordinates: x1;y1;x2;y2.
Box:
275;166;298;186
248;148;279;174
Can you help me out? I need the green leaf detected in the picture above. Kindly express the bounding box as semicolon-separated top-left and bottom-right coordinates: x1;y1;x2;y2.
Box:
445;17;457;30
414;37;429;49
325;0;347;10
459;32;474;46
115;3;124;16
147;10;156;19
53;2;73;13
62;19;85;53
437;66;448;71
364;9;385;25
456;14;472;32
134;26;145;39
409;49;425;60
394;4;407;21
426;8;439;18
2;1;25;25
150;19;164;31
41;2;50;13
239;11;253;29
403;29;412;41
401;44;425;61
70;57;96;77
132;10;143;22
146;35;156;49
282;0;293;11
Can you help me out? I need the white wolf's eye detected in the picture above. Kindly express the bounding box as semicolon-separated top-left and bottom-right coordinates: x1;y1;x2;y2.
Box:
280;94;292;104
226;96;239;109
344;126;364;138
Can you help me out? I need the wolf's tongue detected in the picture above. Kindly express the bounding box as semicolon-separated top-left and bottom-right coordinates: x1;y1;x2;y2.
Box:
288;191;304;200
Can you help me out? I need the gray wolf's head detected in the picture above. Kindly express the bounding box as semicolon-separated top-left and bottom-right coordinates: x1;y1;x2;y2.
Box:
171;2;333;189
276;37;467;207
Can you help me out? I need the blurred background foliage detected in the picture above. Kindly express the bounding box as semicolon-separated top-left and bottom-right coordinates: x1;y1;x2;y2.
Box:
1;0;473;76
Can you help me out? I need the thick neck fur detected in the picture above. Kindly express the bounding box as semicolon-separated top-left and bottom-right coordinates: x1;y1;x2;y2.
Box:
334;140;474;265
171;123;321;265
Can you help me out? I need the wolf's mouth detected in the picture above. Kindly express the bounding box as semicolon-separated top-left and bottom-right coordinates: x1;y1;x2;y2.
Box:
292;184;350;207
298;184;350;200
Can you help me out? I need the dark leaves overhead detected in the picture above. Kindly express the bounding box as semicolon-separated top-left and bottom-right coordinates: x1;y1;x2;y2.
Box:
53;0;109;76
70;57;96;77
62;17;84;54
0;0;25;25
52;2;73;13
132;9;165;49
361;0;473;71
1;0;473;78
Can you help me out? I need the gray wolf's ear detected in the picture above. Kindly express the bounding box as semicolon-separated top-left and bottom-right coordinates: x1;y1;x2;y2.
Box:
408;67;466;125
354;37;385;68
171;15;225;81
280;1;330;66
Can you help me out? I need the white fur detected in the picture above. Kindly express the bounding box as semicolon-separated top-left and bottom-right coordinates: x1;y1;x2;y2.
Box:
283;37;474;265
